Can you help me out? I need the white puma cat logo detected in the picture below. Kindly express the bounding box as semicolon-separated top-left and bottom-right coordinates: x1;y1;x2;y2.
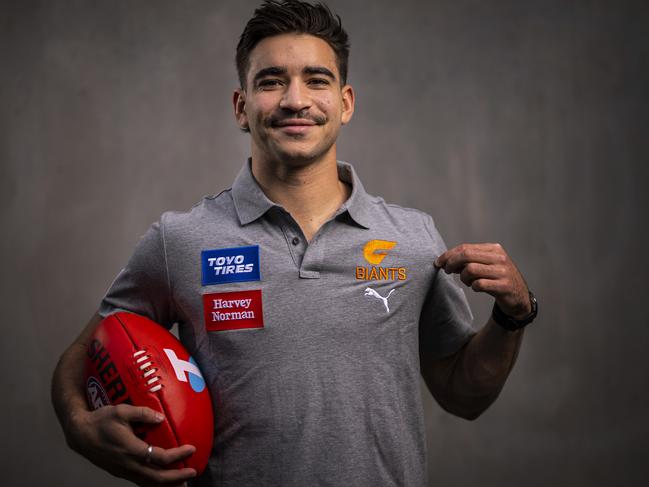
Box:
364;287;396;313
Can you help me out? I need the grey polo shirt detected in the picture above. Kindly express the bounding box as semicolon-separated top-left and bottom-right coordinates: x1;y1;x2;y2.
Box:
100;160;475;487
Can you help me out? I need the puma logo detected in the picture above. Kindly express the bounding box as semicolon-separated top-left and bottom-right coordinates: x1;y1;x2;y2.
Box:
364;287;395;313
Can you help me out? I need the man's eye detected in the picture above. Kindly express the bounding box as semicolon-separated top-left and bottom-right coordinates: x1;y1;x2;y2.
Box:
309;78;330;86
258;79;282;88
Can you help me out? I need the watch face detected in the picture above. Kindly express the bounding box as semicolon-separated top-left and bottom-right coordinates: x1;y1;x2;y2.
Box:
529;292;538;313
520;292;537;325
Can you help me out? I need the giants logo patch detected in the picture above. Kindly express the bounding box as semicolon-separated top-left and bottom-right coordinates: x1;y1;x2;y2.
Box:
363;239;396;265
356;239;407;281
202;289;264;332
201;245;260;286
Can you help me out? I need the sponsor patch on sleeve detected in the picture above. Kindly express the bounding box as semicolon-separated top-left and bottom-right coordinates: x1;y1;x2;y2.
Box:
202;290;264;331
201;245;260;286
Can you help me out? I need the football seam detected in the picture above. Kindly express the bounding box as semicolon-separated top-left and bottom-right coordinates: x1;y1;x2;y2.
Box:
115;313;185;464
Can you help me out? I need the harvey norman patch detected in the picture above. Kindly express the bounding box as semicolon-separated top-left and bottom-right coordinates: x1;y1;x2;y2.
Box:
201;245;260;286
202;290;264;331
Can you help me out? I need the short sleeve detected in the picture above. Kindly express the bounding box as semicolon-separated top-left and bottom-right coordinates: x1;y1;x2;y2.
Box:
98;220;176;329
419;216;476;359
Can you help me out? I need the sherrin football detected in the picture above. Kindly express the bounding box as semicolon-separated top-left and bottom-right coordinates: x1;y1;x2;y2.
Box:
84;312;213;474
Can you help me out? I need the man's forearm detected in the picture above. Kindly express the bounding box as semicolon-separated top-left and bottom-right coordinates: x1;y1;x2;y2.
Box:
51;313;101;446
51;341;92;447
444;318;524;419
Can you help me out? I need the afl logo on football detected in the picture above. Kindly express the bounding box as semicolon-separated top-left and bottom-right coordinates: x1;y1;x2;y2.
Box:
86;377;110;409
163;349;206;393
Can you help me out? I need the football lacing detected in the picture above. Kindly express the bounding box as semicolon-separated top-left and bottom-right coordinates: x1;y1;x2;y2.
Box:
133;349;163;393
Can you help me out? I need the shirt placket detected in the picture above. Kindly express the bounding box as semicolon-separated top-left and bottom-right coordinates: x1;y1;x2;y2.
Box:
271;208;323;279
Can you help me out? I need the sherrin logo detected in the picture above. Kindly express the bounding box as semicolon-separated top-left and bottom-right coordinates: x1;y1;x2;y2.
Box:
356;239;407;281
202;245;260;285
86;338;132;405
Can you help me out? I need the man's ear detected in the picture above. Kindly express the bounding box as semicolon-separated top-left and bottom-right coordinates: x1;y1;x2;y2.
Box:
233;89;249;131
341;84;355;125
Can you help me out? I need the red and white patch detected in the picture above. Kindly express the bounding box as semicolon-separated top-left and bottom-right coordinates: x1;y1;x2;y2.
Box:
202;289;264;331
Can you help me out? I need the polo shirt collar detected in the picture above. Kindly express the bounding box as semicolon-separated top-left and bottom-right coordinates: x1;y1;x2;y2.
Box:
336;160;372;229
231;159;278;225
231;158;372;229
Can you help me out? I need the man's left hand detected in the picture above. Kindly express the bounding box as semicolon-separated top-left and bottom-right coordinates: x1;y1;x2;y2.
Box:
434;243;531;320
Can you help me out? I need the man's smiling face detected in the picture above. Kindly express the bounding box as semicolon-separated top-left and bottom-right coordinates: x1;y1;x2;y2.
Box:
234;33;354;167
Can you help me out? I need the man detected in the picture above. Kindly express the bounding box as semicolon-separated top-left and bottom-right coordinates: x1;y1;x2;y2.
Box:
52;1;537;486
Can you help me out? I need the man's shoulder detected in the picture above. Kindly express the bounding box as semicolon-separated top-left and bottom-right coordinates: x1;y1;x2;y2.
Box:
365;193;435;229
158;188;237;231
361;193;447;253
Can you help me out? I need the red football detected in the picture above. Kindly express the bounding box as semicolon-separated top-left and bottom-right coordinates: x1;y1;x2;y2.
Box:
84;312;213;474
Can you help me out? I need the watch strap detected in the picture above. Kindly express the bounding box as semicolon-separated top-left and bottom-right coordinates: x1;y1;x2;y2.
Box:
492;291;538;331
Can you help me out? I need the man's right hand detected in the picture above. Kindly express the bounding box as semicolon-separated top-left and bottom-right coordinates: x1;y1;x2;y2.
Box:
67;403;197;486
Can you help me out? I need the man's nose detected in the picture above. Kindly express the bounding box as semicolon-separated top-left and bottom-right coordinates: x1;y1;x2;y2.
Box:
279;81;311;112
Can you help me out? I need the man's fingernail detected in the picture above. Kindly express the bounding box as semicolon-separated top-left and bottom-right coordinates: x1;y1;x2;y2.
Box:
154;413;164;422
434;258;440;267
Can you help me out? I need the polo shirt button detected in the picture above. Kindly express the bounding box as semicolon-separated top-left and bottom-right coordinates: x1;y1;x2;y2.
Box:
291;237;300;246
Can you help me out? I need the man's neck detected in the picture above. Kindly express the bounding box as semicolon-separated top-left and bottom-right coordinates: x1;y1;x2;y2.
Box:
250;155;350;242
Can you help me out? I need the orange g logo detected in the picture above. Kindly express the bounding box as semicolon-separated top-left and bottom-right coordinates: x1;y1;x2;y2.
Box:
363;240;397;265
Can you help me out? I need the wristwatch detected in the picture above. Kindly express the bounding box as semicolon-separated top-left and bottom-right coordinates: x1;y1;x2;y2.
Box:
492;291;538;331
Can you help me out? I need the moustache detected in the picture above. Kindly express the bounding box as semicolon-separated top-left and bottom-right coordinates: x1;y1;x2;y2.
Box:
267;112;327;127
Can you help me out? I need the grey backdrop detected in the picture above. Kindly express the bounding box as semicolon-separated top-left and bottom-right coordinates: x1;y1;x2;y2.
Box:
2;0;648;486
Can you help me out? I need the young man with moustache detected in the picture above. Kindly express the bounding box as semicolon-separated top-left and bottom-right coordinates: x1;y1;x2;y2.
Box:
52;1;537;486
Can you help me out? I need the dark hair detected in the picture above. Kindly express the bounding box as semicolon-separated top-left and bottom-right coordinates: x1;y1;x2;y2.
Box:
236;0;350;88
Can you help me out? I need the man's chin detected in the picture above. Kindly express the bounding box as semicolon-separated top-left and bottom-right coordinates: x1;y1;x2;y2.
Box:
269;145;333;168
252;134;337;167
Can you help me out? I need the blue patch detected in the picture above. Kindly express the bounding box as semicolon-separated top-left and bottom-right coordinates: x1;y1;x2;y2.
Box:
188;357;206;392
201;245;260;285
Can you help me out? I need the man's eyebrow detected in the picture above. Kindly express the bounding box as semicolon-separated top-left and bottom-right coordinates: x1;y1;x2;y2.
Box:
252;66;287;84
303;66;336;80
